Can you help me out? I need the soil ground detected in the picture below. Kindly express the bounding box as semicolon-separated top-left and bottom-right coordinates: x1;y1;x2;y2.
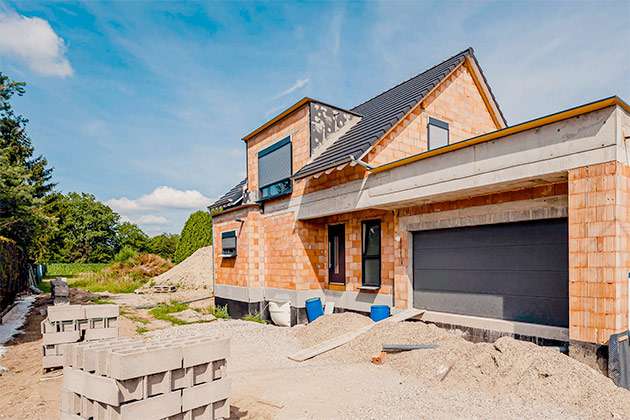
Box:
1;289;629;419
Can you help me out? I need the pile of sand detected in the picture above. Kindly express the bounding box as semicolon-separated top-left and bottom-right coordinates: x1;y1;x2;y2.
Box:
144;246;213;291
292;312;373;348
324;320;630;418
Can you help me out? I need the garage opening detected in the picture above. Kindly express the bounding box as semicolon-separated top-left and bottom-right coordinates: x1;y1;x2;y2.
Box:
412;218;568;327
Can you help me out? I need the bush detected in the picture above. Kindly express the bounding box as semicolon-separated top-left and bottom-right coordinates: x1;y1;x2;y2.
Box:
174;211;213;263
243;312;266;324
148;233;179;261
113;245;137;262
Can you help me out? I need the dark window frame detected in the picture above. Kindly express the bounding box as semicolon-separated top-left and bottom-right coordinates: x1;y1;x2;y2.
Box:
221;230;237;257
427;117;449;150
258;136;293;201
361;219;381;287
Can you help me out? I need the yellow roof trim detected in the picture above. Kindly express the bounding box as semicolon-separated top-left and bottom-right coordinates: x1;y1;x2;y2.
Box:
242;97;313;142
371;96;630;174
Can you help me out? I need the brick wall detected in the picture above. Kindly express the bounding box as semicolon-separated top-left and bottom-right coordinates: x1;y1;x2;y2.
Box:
568;161;630;344
246;104;310;192
366;63;499;166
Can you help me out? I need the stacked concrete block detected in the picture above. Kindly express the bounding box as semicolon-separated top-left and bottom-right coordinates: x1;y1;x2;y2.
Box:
52;277;70;305
42;304;120;370
60;335;230;420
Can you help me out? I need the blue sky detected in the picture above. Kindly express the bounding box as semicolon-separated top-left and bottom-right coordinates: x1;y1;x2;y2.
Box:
1;1;629;235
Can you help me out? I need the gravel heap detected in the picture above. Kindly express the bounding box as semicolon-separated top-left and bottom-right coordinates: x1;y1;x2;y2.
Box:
143;246;213;291
292;312;374;348
324;320;630;419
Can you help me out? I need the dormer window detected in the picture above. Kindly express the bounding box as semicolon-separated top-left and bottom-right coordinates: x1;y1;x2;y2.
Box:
428;117;449;150
258;136;292;201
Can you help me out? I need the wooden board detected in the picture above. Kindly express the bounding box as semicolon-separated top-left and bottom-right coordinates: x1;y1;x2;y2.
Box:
287;308;423;362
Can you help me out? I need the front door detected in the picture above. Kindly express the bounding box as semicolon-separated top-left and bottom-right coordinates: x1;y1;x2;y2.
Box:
328;224;345;284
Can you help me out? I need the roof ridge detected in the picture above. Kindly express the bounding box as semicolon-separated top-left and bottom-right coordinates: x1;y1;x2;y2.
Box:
350;47;473;112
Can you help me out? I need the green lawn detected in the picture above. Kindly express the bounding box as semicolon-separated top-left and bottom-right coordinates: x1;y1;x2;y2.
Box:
45;263;108;278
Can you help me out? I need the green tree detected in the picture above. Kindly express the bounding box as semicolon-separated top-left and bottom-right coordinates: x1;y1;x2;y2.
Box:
148;233;179;261
0;73;54;259
40;192;120;262
174;211;212;263
116;222;149;252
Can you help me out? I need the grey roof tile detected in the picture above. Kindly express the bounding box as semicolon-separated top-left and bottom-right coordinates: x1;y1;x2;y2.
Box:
209;178;246;211
294;48;497;179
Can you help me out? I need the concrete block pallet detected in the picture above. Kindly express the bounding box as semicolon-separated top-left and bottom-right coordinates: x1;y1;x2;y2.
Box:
60;335;230;420
42;304;120;370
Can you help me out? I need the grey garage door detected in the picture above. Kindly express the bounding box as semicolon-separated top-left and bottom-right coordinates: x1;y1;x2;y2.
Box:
412;218;568;327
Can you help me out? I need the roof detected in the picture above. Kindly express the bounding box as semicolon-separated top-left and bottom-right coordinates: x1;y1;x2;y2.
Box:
371;96;630;174
294;48;503;179
208;179;247;212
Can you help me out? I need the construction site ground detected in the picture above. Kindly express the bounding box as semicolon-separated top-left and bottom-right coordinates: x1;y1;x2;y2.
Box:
1;289;629;420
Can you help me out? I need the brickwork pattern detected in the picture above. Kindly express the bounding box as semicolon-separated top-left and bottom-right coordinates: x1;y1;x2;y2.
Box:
60;336;230;420
568;161;630;344
366;63;499;166
42;304;119;369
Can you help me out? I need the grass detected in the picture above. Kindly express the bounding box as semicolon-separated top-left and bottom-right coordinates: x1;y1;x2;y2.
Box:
121;308;150;325
195;304;229;320
149;301;190;325
136;326;149;334
89;297;115;305
45;263;107;278
37;279;52;293
69;275;146;294
243;312;267;324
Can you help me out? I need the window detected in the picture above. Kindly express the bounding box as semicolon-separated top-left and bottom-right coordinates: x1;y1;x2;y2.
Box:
221;230;237;257
428;117;449;150
361;220;381;287
258;136;292;201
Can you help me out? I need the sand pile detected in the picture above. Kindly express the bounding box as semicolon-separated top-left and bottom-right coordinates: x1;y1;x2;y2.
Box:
325;320;630;418
145;246;213;291
292;312;373;348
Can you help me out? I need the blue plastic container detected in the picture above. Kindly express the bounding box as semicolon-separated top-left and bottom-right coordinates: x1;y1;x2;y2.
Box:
305;297;324;322
370;305;391;322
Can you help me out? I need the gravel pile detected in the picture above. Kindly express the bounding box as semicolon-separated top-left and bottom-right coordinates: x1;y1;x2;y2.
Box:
143;246;213;291
292;312;373;348
324;320;630;419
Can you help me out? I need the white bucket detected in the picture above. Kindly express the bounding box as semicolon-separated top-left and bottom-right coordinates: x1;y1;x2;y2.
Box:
269;301;291;327
324;301;335;315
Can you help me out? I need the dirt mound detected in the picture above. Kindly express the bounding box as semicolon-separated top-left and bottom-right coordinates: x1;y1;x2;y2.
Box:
292;312;373;348
145;246;213;290
326;320;630;418
106;253;173;278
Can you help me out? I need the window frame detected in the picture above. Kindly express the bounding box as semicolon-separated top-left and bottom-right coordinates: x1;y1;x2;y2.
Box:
427;117;449;151
221;230;237;258
257;136;293;202
361;219;381;288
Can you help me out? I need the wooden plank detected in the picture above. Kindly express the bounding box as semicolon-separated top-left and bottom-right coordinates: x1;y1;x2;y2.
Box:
287;308;423;362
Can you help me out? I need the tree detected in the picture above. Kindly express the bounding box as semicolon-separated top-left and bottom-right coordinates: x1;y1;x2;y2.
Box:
39;192;120;262
148;233;179;261
174;211;212;263
0;73;54;259
116;222;149;253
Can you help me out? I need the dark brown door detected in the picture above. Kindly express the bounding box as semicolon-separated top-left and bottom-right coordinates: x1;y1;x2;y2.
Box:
328;224;345;284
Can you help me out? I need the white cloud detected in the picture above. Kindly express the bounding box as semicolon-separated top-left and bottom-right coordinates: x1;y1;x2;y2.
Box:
135;214;168;225
107;186;213;212
0;10;73;77
273;77;309;100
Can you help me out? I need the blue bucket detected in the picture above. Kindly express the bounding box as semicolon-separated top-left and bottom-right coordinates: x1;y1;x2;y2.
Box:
370;305;390;322
305;297;324;322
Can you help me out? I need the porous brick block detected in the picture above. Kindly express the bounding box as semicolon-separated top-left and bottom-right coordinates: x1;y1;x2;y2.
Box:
182;378;231;411
61;389;82;415
85;304;120;319
109;390;182;420
60;412;83;420
43;355;64;369
171;367;193;390
63;367;121;406
213;398;230;420
84;327;119;341
48;305;85;322
147;370;172;397
182;338;229;368
43;331;81;346
108;345;183;380
41;319;57;334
